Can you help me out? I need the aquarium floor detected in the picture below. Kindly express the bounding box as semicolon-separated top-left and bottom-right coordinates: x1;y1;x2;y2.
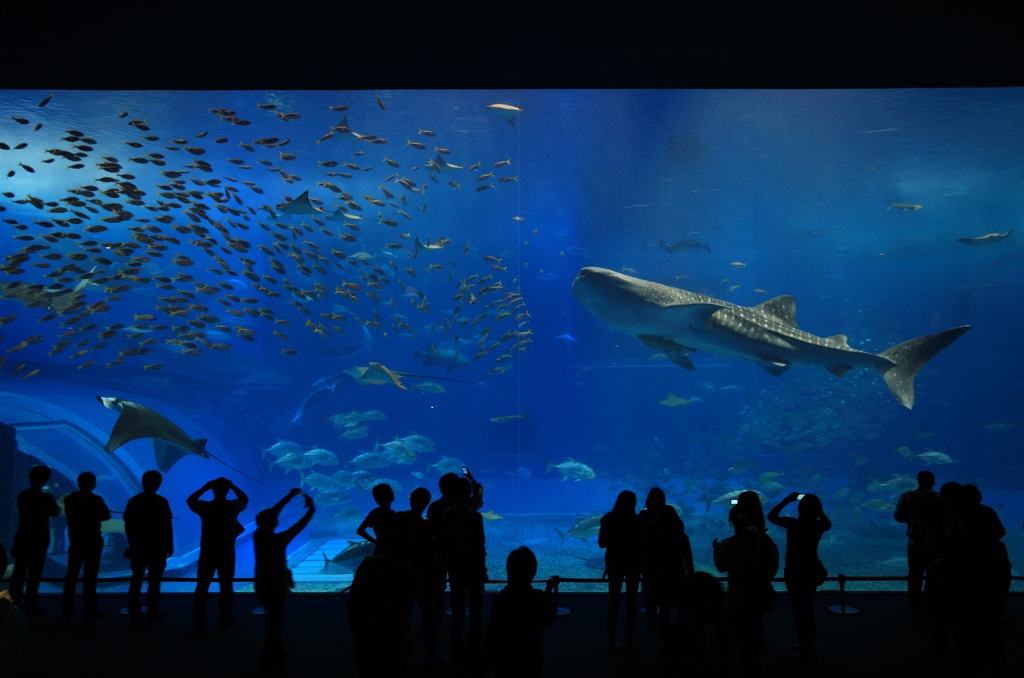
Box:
12;591;1022;677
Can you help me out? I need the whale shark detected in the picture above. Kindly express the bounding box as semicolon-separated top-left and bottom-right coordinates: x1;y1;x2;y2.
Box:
572;267;970;409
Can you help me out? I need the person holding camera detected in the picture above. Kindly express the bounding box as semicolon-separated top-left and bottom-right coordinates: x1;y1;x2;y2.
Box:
767;492;831;664
186;477;249;632
254;488;315;672
443;473;487;674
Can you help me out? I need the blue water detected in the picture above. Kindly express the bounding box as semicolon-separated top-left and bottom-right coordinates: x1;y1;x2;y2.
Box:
0;89;1021;589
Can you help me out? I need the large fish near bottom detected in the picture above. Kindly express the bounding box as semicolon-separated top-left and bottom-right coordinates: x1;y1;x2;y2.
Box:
571;267;970;409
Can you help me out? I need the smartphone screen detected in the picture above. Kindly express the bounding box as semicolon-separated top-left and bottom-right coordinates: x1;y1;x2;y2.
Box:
797;494;806;500
730;499;738;504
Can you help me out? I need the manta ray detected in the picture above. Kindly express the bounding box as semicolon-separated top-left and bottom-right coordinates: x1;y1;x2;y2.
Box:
97;396;208;456
486;103;522;126
277;190;324;215
291;362;484;423
957;229;1013;246
433;153;463;173
659;238;712;254
97;396;260;480
572;267;970;409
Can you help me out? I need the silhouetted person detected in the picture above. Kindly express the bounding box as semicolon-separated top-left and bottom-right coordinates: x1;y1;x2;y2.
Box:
926;481;962;657
187;477;249;631
663;571;735;678
61;472;111;621
348;523;419;678
893;470;944;611
397;487;445;672
426;472;459;627
767;492;830;663
124;469;173;624
638;487;666;632
9;465;60;616
357;483;397;556
736;490;766;533
958;484;1011;677
714;506;776;678
443;476;487;674
481;546;557;677
651;504;694;638
254;488;315;672
0;542;7;581
599;490;645;654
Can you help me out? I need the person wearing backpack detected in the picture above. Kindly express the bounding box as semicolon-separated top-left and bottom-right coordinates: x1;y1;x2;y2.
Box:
713;505;777;678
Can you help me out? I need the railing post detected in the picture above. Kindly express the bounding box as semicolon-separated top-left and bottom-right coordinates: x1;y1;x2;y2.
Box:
553;577;570;617
827;573;859;615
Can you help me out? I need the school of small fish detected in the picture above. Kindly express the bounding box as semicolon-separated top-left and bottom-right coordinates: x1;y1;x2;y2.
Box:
0;93;532;381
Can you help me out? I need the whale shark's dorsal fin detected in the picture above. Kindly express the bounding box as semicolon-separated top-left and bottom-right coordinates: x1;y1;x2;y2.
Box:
754;295;798;328
825;334;850;349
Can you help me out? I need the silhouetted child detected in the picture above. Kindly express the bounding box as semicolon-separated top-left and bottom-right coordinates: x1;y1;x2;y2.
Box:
481;546;557;677
357;483;397;556
599;490;645;654
767;492;831;664
254;488;315;672
397;487;445;672
61;471;111;621
443;477;487;674
426;472;459;626
187;477;249;631
9;465;60;617
714;507;776;678
347;523;419;678
124;470;174;624
663;571;735;678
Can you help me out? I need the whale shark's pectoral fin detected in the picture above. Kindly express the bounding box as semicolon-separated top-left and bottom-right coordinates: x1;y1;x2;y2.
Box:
638;335;696;370
826;364;853;377
760;361;791;377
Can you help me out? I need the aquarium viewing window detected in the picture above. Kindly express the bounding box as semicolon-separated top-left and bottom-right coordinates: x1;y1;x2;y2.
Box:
0;89;1021;594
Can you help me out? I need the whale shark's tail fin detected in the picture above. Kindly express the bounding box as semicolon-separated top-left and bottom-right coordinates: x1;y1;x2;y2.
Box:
876;325;971;409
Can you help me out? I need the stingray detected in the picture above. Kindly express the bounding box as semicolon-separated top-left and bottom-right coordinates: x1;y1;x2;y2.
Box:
97;396;263;482
291;362;487;423
277;190;324;215
486;103;522;126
